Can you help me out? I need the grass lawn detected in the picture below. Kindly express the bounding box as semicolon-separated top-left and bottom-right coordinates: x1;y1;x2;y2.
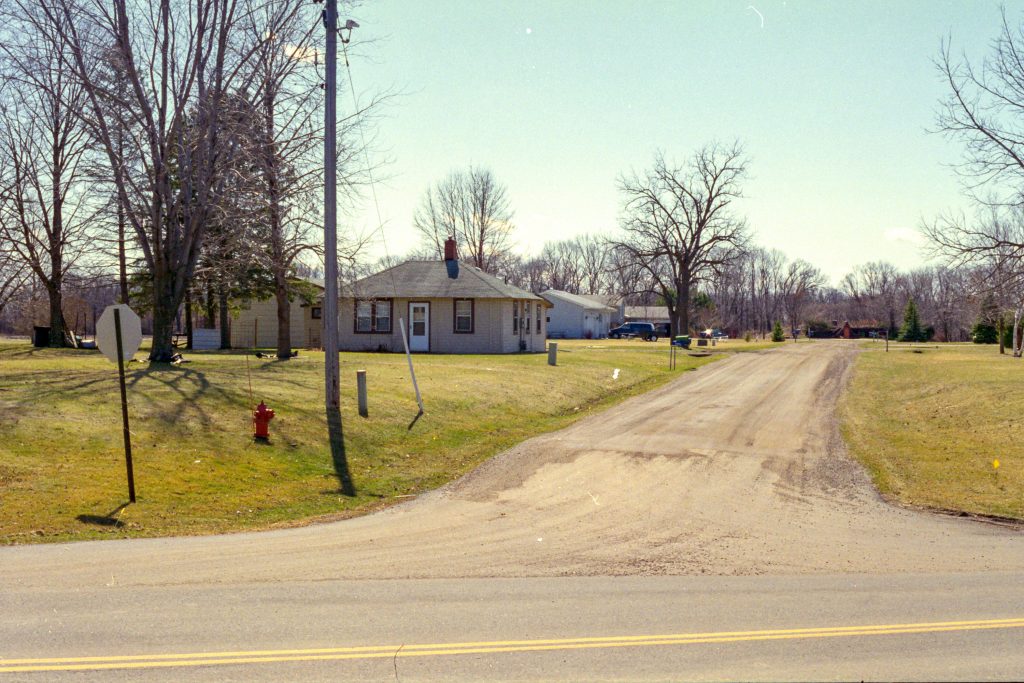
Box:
0;336;775;544
841;341;1024;520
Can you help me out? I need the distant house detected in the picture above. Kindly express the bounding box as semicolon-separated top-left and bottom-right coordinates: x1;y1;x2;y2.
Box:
834;320;888;339
540;290;617;338
623;305;670;325
338;239;549;354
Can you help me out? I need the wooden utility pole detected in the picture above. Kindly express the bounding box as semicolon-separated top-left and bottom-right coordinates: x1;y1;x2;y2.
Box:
323;0;340;412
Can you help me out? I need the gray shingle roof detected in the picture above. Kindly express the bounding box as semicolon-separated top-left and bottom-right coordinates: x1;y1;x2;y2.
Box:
342;260;542;300
541;289;617;312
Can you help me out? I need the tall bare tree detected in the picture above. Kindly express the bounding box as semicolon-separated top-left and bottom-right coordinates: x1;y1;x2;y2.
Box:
37;0;265;361
413;166;515;273
613;143;750;335
0;4;94;347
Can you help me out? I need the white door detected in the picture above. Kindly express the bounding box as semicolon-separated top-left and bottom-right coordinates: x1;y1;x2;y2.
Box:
409;302;429;352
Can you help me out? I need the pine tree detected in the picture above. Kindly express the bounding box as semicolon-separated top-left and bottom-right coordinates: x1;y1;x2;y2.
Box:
898;299;925;342
771;320;785;342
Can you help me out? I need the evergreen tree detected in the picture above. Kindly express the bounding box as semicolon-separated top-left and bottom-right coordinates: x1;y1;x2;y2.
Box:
971;293;1000;344
898;299;925;342
771;320;785;342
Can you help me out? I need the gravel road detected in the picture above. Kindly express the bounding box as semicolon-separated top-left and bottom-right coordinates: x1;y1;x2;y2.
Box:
4;342;1022;589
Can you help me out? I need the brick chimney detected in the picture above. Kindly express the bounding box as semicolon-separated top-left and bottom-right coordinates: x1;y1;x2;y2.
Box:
444;236;457;262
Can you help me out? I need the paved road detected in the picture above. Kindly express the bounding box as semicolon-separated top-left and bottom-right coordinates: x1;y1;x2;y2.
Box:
4;573;1024;680
3;343;1023;680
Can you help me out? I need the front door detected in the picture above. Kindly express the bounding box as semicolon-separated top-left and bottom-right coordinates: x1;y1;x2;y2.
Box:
409;302;429;352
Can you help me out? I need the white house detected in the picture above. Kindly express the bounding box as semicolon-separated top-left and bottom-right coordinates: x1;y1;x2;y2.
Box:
540;289;617;339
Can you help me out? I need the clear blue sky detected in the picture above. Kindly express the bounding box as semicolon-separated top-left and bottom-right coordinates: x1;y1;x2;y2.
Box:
341;0;1019;283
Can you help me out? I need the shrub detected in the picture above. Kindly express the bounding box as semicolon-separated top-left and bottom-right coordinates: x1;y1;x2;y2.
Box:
771;321;785;342
744;331;753;343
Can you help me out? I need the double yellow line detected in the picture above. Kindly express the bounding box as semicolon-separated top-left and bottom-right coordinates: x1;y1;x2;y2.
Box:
3;617;1023;673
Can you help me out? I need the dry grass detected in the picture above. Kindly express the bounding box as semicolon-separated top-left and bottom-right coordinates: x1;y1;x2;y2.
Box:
841;342;1024;519
0;337;771;544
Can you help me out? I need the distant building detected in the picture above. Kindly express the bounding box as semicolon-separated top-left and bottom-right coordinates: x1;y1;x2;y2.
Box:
623;306;670;325
834;320;888;339
540;290;617;339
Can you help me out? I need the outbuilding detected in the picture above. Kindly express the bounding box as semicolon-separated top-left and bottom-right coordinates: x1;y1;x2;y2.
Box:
540;289;617;339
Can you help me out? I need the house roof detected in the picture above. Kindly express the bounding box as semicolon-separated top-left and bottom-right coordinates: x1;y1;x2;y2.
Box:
624;305;670;321
342;260;543;301
579;293;624;308
541;289;617;312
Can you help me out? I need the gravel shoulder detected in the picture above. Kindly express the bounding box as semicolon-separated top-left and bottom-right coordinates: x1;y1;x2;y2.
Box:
4;342;1022;589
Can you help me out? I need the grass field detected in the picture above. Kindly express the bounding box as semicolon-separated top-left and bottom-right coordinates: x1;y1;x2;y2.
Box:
0;336;775;544
841;341;1024;520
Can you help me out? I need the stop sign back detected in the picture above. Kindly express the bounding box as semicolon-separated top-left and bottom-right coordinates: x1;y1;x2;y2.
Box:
96;304;142;363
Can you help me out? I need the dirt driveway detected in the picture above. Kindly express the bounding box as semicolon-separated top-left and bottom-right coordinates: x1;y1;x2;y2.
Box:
4;343;1022;588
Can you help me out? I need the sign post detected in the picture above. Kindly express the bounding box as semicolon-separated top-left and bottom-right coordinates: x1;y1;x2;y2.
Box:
96;304;143;503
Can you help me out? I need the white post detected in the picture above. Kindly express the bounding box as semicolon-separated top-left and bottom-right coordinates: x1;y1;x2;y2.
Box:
356;369;368;417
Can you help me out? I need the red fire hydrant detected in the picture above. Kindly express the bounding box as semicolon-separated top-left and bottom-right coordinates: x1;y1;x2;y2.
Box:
253;401;275;441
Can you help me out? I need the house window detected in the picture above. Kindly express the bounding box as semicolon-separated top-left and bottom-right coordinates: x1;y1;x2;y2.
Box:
513;301;519;333
354;299;392;333
536;304;542;333
525;303;531;335
375;300;391;333
454;299;474;333
311;306;322;320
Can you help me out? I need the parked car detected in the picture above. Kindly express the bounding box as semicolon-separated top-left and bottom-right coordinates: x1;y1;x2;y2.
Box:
655;322;671;338
609;322;658;341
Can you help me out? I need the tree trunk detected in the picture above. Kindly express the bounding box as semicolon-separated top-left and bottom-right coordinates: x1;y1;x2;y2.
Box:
205;285;216;328
150;292;178;362
999;315;1005;354
677;276;691;336
1014;307;1023;358
46;283;70;347
118;200;129;305
219;284;231;350
274;271;291;360
184;289;194;350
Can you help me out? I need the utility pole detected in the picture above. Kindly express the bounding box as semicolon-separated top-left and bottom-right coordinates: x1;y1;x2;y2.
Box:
322;0;340;412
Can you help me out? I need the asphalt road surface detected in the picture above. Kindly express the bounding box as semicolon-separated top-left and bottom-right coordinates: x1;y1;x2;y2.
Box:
3;343;1023;681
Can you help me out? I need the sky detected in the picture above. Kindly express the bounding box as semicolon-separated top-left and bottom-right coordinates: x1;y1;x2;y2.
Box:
339;0;1020;284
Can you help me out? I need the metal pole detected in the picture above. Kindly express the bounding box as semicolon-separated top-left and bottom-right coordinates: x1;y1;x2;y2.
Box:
114;308;136;503
323;0;340;412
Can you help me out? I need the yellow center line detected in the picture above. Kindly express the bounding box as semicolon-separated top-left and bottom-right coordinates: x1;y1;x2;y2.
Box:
2;617;1023;673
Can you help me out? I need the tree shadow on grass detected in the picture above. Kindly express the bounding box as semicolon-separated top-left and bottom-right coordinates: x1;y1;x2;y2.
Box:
126;363;212;424
327;407;356;497
76;502;130;528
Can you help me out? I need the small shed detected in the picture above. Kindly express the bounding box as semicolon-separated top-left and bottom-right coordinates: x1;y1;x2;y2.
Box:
540;290;617;338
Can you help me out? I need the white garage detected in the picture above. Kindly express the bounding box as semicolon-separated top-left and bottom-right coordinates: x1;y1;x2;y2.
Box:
540;290;617;339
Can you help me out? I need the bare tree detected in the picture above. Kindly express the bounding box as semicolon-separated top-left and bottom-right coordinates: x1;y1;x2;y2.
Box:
0;243;28;318
413;166;515;273
936;9;1024;208
613;144;750;335
780;259;825;334
37;0;265;361
0;4;94;347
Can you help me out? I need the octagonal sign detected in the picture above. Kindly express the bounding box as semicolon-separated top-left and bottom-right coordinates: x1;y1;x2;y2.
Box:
96;304;143;363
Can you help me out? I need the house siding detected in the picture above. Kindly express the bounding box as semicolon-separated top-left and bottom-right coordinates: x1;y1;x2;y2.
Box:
230;299;312;349
339;296;545;354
